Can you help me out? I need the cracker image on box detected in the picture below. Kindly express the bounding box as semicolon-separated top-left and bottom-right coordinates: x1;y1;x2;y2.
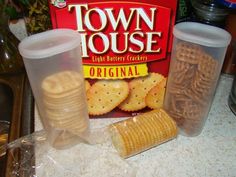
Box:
109;108;178;158
145;77;167;109
87;80;129;115
119;73;164;112
41;71;89;135
85;80;91;92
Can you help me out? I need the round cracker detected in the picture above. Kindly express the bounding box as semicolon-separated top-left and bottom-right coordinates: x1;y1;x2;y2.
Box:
42;71;84;95
109;125;128;157
87;80;129;115
119;73;164;112
85;80;91;92
146;78;167;109
110;123;135;157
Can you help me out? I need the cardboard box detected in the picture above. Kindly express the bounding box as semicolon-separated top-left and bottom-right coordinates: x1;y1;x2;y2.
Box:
48;0;177;118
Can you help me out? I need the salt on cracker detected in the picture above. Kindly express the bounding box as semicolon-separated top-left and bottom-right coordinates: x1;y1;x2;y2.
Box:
119;73;164;112
146;77;167;109
87;80;129;115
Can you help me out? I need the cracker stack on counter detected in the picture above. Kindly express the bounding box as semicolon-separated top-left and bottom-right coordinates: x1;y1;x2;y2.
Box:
109;109;178;158
41;71;90;137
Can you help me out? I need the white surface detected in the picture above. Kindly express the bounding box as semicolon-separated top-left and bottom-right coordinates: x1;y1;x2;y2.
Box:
34;75;236;177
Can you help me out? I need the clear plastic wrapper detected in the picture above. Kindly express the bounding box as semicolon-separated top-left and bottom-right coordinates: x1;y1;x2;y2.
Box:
109;108;178;158
6;130;136;177
3;109;179;176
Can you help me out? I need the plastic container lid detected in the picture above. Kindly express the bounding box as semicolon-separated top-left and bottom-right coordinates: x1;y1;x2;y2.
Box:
173;22;231;47
19;29;81;59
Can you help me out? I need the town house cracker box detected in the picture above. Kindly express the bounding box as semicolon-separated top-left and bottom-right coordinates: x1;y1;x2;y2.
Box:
48;0;178;118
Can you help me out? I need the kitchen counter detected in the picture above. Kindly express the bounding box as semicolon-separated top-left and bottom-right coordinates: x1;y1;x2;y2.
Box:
10;20;236;177
34;74;236;177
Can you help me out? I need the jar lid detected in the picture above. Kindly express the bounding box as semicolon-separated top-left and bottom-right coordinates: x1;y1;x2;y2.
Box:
19;29;81;59
173;22;231;47
191;0;229;16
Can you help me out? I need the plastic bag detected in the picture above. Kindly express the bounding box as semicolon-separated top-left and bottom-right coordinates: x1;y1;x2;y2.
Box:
6;130;136;177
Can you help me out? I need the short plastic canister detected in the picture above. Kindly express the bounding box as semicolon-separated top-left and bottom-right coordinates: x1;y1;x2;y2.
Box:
164;22;231;136
18;29;90;148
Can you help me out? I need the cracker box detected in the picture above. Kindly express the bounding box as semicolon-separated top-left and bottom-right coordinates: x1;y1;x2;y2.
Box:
48;0;177;118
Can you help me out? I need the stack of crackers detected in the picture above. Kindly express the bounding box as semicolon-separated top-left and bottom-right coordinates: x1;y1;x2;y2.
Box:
109;108;178;158
41;70;90;146
164;42;219;136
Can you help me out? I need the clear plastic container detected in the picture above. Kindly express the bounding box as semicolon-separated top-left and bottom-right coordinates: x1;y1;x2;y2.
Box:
18;29;90;148
164;22;231;136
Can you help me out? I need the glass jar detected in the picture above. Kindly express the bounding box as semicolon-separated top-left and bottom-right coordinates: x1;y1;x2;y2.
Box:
229;75;236;115
191;0;229;28
0;7;24;74
222;11;236;75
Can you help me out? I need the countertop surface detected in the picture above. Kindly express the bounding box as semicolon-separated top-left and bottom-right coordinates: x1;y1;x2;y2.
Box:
11;20;236;177
34;74;236;177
